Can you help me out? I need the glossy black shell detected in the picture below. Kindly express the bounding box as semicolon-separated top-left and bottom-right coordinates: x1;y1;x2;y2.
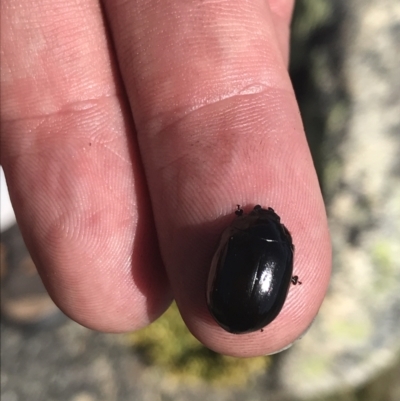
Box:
206;205;294;334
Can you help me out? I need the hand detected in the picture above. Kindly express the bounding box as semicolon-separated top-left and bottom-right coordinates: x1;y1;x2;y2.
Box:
0;0;331;356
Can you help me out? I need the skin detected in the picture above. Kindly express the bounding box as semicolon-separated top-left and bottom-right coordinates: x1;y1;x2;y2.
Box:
0;0;331;356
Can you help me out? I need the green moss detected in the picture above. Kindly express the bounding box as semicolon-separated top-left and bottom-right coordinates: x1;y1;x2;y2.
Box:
128;302;270;387
372;241;395;291
292;0;333;40
330;319;371;342
327;101;349;133
372;241;393;271
324;159;342;195
298;354;331;380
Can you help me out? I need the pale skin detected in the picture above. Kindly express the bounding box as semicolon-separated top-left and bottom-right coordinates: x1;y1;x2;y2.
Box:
1;0;331;356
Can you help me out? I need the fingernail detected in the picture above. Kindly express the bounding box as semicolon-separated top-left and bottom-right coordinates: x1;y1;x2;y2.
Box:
296;317;316;341
264;317;317;355
264;342;294;355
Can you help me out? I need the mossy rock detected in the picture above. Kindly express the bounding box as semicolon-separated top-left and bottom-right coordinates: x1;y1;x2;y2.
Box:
128;302;270;387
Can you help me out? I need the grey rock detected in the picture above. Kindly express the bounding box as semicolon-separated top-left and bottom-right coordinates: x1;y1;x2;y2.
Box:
279;0;400;399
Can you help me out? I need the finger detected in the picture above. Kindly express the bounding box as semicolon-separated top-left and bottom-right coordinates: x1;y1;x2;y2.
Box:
104;0;331;356
268;0;296;65
0;0;171;331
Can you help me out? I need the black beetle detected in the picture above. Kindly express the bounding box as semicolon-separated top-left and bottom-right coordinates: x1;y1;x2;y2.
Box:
206;205;300;334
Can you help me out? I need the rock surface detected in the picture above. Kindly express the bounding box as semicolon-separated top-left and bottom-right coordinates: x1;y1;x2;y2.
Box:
0;319;270;401
280;0;400;398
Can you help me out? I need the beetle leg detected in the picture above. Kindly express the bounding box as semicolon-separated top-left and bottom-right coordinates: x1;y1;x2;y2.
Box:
291;276;302;285
235;205;244;216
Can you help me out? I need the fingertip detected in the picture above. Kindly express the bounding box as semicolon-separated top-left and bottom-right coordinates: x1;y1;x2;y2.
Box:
174;202;331;357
